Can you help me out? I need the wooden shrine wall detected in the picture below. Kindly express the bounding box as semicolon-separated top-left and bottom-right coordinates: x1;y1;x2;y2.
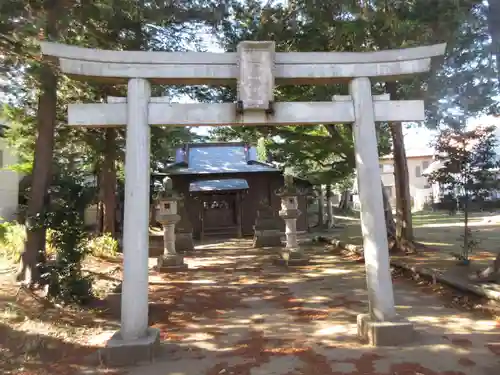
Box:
170;172;309;239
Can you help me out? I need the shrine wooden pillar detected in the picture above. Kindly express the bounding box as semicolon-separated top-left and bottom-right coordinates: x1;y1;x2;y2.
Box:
200;197;205;242
236;191;243;238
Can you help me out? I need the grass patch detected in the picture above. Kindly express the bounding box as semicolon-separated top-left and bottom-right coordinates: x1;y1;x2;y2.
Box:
1;220;119;265
0;221;57;264
0;220;26;262
85;233;119;258
412;211;484;226
335;211;500;256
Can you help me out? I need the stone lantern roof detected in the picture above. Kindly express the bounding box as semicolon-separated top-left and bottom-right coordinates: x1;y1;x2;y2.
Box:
275;173;309;197
156;176;182;201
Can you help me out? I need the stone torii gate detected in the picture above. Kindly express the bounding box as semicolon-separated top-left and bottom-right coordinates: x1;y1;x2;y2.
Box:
41;40;445;364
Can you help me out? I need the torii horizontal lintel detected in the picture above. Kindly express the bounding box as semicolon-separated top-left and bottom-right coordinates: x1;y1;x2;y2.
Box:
40;41;446;84
68;100;424;127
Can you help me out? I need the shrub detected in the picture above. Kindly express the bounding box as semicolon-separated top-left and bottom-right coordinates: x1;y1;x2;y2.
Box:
43;172;96;305
0;220;57;263
0;220;26;261
85;234;119;258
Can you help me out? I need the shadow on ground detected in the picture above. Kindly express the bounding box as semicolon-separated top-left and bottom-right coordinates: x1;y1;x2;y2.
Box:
3;239;499;375
125;240;500;375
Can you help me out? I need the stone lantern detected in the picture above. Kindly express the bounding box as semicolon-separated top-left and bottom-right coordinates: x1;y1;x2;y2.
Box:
155;176;187;271
275;174;309;265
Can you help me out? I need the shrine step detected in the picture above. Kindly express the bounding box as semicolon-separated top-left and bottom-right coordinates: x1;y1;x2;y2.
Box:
203;226;239;238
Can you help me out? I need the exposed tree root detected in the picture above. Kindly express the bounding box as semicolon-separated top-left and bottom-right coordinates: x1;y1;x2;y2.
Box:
15;284;55;310
471;254;500;282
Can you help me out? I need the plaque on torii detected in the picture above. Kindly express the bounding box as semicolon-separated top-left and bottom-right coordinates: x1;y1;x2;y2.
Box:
236;41;275;115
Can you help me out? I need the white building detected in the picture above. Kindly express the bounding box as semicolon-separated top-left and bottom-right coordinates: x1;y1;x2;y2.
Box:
379;149;434;211
0;123;20;221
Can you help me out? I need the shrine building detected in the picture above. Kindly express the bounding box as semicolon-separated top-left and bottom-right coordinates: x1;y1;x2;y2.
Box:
161;142;310;240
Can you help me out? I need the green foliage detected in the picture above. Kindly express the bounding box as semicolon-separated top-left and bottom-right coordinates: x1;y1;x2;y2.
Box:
256;137;269;162
204;0;482;186
426;3;499;128
428;126;500;259
0;0;227;289
428;126;500;200
43;172;96;305
0;0;227;177
85;234;119;258
2;0;497;283
459;226;481;261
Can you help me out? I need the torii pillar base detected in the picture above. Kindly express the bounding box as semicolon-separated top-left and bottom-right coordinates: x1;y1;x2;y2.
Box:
99;328;161;366
357;314;414;346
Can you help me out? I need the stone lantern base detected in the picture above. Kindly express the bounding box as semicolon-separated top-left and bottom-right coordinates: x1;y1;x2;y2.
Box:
273;248;310;266
156;254;188;272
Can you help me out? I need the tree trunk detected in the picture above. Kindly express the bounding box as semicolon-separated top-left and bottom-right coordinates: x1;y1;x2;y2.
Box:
339;190;351;211
327;193;335;229
487;0;500;70
101;129;117;237
390;122;414;242
325;184;334;228
476;0;500;279
386;80;414;243
96;199;104;234
16;1;60;286
381;181;396;237
317;185;324;228
463;195;470;260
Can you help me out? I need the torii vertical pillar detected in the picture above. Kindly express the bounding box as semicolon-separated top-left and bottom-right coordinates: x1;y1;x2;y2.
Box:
350;77;414;346
102;78;160;365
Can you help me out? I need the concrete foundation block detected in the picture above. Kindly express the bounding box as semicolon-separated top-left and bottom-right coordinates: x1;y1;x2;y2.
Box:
99;327;161;366
357;313;415;346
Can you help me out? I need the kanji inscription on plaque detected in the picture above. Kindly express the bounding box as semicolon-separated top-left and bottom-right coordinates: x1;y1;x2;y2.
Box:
237;41;275;111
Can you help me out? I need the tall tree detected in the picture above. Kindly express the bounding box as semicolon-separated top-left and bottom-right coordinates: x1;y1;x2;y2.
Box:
475;0;500;279
428;127;500;262
487;0;500;81
1;0;230;286
16;0;62;286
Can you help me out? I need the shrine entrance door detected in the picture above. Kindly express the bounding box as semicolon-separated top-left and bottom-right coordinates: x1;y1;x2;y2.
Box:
201;193;238;238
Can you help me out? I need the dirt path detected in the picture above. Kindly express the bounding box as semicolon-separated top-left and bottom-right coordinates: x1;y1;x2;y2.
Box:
124;239;500;375
2;240;499;375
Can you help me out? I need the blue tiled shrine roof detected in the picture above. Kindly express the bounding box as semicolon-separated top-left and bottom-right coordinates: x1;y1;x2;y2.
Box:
166;143;278;175
189;179;249;192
